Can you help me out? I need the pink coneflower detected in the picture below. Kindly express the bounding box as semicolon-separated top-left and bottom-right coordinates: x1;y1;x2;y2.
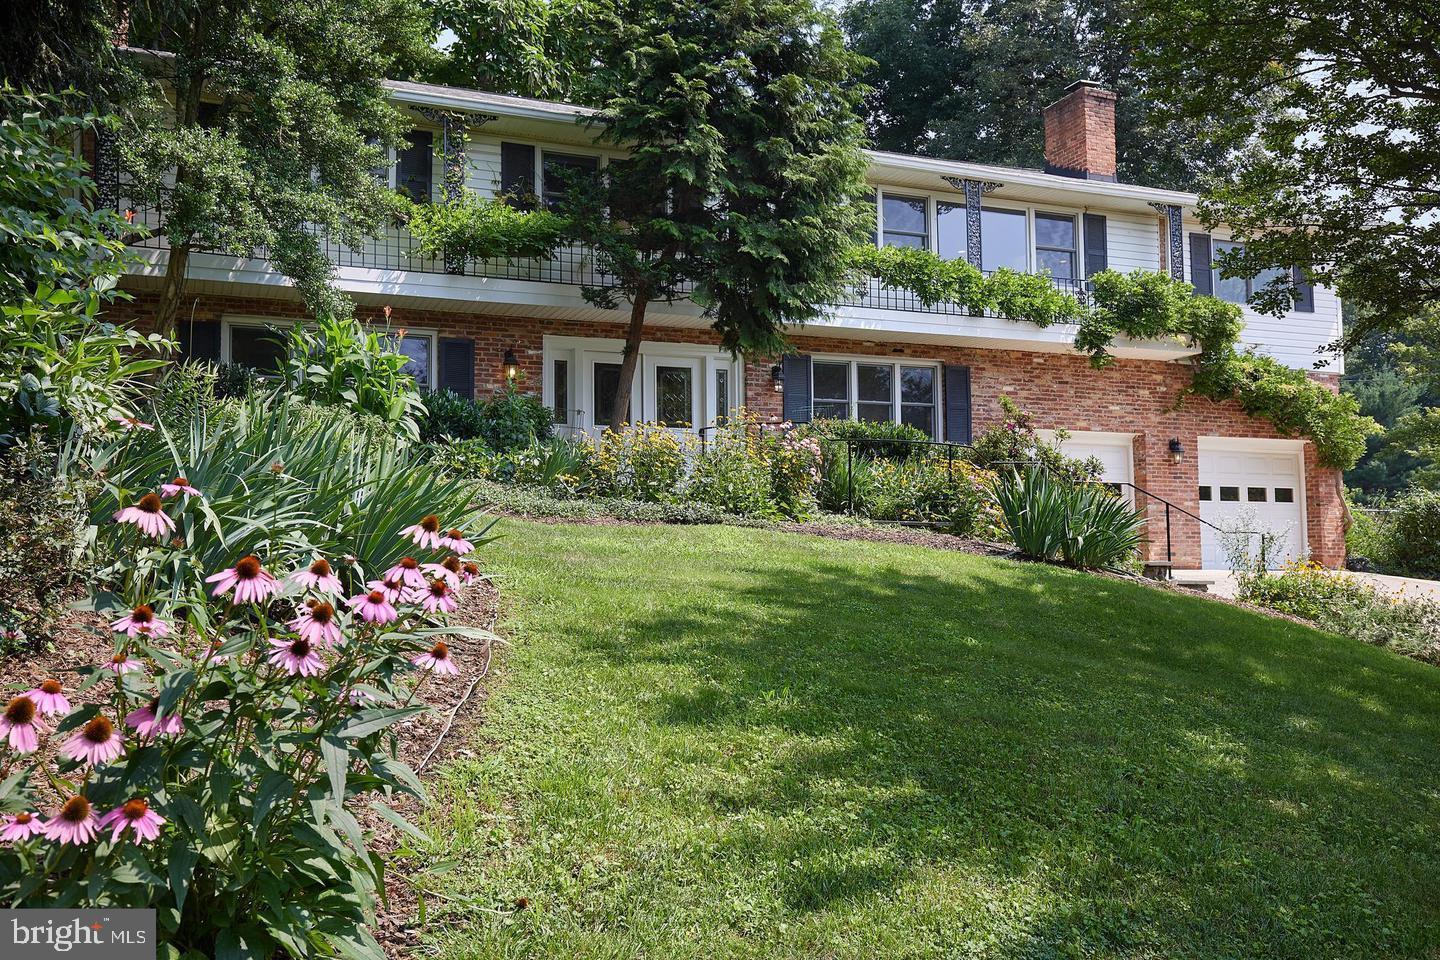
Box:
0;812;43;842
62;715;125;766
368;576;406;605
346;688;376;706
346;589;397;625
109;603;170;639
400;515;443;549
421;578;457;614
290;557;343;594
113;493;175;539
160;476;200;498
411;641;460;676
25;679;70;716
384;556;428;589
113;415;154;432
43;796;97;845
292;601;342;647
267;637;325;677
104;651;142;675
125;699;184;740
439;528;475;555
0;696;43;753
423;556;463;587
206;555;281;604
98;798;166;845
461;561;481;586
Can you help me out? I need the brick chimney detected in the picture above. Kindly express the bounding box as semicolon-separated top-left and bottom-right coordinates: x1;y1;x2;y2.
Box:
1042;80;1117;182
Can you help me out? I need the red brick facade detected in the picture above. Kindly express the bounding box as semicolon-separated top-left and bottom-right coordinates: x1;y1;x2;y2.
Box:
1042;81;1118;181
109;286;1345;570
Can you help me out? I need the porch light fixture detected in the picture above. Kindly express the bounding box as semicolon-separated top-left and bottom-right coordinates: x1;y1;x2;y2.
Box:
502;348;520;383
1168;438;1184;464
770;363;784;393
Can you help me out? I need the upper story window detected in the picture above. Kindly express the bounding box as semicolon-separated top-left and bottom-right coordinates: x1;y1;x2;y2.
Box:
881;195;928;249
981;207;1028;273
1034;213;1077;281
1212;240;1288;306
395;131;434;202
936;201;967;261
542;152;600;210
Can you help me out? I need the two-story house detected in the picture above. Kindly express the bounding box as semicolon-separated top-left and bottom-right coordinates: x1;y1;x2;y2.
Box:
100;78;1347;572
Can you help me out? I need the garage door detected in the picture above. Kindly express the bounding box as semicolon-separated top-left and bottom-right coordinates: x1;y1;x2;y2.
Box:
1199;441;1305;569
1040;430;1134;495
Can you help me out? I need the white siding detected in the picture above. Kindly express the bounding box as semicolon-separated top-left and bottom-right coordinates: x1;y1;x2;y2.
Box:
1180;218;1343;373
1105;211;1161;274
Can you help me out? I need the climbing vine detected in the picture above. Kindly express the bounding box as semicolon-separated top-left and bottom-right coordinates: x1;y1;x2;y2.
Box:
849;245;1377;469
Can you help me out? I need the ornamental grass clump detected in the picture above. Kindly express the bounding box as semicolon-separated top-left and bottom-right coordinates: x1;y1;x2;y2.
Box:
0;392;498;958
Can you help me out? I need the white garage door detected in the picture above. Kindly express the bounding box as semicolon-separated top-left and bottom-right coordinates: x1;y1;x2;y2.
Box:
1040;430;1134;495
1199;441;1305;569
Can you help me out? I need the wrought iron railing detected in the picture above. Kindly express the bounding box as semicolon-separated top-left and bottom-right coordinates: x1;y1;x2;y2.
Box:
111;178;1091;321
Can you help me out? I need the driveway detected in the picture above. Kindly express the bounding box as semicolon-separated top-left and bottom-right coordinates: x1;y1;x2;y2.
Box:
1177;569;1440;601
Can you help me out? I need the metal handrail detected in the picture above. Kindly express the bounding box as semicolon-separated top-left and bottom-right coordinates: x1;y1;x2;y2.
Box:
820;435;1269;568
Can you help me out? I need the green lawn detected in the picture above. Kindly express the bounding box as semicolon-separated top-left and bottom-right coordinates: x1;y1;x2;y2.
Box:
417;521;1440;959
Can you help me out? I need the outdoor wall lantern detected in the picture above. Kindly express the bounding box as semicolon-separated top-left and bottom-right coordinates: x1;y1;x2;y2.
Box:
1168;438;1185;464
503;348;520;383
770;363;784;392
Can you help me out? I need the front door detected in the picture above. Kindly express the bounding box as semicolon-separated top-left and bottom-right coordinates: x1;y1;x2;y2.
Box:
583;351;630;438
642;356;701;431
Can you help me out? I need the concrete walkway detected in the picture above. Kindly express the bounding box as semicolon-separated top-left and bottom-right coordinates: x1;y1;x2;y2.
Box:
1174;569;1440;601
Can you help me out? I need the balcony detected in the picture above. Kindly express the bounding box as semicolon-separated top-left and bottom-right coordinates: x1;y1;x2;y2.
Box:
112;181;1191;360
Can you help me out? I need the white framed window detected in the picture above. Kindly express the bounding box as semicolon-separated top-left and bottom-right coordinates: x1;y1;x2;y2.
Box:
541;151;601;210
809;357;942;438
1034;212;1078;281
219;317;438;388
881;194;929;249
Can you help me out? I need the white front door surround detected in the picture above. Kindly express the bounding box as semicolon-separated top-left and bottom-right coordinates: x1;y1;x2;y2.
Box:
1198;437;1307;569
544;335;739;438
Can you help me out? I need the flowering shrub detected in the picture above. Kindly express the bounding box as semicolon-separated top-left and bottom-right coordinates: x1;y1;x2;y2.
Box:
966;397;1103;484
687;417;777;517
0;392;495;956
766;429;823;519
580;423;689;502
1239;561;1440;665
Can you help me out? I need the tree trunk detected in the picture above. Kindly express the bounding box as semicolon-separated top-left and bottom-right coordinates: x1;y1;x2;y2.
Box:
153;242;190;342
609;294;649;430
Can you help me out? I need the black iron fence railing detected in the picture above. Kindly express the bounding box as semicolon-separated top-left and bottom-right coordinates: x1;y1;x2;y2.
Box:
111;179;1091;321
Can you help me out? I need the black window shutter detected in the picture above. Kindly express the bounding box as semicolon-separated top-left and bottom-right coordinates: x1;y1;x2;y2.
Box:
179;320;221;362
1292;265;1315;312
500;142;536;209
1189;233;1213;295
781;354;812;424
944;365;972;444
437;337;475;399
1083;213;1108;277
396;131;433;201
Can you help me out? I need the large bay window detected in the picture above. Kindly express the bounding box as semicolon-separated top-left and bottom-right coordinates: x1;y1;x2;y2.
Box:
811;358;940;437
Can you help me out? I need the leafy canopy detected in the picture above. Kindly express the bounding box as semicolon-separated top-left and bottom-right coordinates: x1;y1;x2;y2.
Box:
841;0;1224;190
120;0;433;328
1127;0;1440;345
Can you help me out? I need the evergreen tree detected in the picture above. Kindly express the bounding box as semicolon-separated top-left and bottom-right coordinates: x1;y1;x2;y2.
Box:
557;0;872;428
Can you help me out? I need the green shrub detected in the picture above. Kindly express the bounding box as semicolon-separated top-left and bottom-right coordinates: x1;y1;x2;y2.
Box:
476;384;553;452
1344;495;1390;571
580;423;688;502
426;437;498;480
1239;561;1440;665
282;311;427;441
508;437;588;489
993;468;1146;569
966;397;1103;484
472;479;729;525
420;388;487;442
1384;488;1440;579
803;417;931;460
0;436;95;649
687;420;777;517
